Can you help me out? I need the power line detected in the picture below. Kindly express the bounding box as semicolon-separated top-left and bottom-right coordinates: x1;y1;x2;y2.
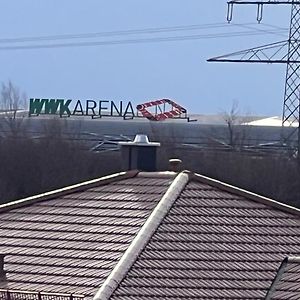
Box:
233;23;288;37
259;22;288;30
0;22;287;44
0;23;229;43
0;28;288;51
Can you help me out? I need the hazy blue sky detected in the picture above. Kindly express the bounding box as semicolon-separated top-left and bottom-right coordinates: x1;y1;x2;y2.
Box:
0;1;292;116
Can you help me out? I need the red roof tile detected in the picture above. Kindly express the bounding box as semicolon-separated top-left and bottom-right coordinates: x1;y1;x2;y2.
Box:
2;171;300;300
0;173;173;298
110;177;300;300
265;257;300;299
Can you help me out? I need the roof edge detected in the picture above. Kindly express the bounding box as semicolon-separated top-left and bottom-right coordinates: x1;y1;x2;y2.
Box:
93;171;190;300
0;170;139;213
191;173;300;217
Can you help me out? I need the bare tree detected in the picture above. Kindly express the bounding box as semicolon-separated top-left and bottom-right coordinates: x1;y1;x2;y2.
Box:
0;81;27;137
220;100;253;149
222;100;240;147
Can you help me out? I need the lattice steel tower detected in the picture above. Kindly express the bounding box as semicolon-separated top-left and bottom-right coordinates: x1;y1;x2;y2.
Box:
208;1;300;151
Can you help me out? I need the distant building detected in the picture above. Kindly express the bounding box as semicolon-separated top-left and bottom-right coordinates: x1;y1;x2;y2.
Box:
243;116;299;127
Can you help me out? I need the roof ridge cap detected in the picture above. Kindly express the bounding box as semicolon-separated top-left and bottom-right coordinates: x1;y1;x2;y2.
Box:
192;173;300;217
93;171;190;300
265;257;289;300
0;170;138;213
137;171;177;178
287;256;300;263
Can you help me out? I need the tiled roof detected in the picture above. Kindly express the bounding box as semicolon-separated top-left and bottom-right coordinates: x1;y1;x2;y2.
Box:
1;171;300;300
265;257;300;300
0;171;174;299
108;174;300;300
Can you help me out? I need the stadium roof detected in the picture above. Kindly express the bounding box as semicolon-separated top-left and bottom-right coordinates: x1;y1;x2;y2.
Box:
243;116;299;127
1;170;300;299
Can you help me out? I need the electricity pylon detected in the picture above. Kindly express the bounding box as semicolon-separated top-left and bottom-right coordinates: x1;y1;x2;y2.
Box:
208;1;300;153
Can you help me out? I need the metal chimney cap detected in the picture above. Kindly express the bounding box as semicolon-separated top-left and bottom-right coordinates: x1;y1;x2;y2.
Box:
133;134;150;144
169;158;182;172
119;134;160;147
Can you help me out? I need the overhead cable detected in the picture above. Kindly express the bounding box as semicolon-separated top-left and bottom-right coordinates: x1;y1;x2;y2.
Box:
0;28;288;51
0;22;287;44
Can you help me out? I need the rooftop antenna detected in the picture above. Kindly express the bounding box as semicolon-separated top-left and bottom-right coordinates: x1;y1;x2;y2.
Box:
208;1;300;156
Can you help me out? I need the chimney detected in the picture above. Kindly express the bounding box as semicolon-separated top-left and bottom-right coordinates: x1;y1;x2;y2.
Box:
119;134;160;172
169;159;182;172
0;254;6;280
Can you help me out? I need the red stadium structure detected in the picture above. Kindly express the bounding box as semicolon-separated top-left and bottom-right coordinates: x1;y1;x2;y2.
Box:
136;99;193;121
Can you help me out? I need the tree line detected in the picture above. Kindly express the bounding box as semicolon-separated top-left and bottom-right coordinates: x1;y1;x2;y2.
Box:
0;81;299;207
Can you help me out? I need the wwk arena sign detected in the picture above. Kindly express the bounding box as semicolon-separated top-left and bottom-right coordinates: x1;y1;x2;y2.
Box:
29;98;190;122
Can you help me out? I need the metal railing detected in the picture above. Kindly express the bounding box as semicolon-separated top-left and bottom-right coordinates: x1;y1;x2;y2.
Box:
0;290;84;300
